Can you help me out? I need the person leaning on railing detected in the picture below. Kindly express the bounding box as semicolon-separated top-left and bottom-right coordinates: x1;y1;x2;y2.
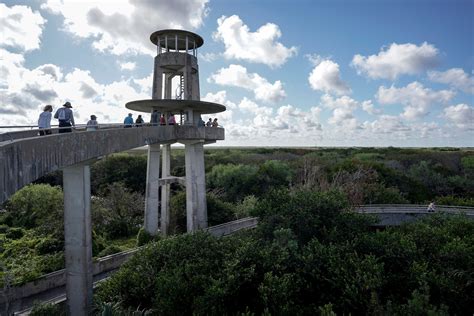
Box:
38;105;53;135
54;102;75;133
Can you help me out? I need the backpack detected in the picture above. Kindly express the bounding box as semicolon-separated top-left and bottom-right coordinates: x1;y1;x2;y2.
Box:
58;108;66;120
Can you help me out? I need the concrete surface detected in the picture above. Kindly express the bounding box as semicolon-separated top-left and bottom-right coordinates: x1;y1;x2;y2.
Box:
0;125;224;204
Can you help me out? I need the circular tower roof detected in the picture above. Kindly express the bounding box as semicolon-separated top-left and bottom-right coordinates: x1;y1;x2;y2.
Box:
150;29;204;49
126;99;225;114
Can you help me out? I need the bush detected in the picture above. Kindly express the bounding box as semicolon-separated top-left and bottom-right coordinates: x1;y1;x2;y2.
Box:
35;236;63;255
207;164;258;201
136;227;158;247
91;154;147;194
98;245;122;257
5;227;25;240
5;184;63;234
92;183;144;238
30;301;64;316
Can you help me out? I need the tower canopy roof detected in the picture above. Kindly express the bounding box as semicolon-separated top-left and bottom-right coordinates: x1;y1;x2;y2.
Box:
150;29;204;49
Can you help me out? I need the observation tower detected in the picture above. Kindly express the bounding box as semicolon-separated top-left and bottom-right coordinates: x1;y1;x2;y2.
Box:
126;29;225;235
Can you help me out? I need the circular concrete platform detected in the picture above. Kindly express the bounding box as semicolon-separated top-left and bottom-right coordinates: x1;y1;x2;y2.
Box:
150;29;204;49
125;99;226;114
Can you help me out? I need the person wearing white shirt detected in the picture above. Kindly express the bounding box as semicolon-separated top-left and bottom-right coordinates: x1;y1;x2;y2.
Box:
38;105;53;135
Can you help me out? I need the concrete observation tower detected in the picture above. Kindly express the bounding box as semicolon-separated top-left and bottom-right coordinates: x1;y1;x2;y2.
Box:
126;29;226;235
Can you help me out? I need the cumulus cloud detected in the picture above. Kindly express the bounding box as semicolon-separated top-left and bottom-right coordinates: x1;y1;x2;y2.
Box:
362;115;411;134
119;62;136;71
308;57;351;95
213;15;297;67
0;4;46;52
201;90;236;123
361;100;382;115
443;104;473;130
0;49;150;128
352;42;439;80
320;94;359;129
428;68;474;94
208;64;286;102
376;81;455;120
41;0;209;55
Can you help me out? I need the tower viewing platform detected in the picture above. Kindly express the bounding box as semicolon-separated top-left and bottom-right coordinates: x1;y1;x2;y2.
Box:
0;28;225;316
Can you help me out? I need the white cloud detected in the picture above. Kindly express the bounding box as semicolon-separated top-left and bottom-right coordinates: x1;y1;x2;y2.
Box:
213;15;297;67
308;58;351;95
0;4;46;52
428;68;474;94
362;115;411;134
41;0;209;56
352;42;439;80
376;81;455;120
320;94;359;129
0;49;150;127
361;100;382;115
201;90;236;123
119;62;136;71
443;104;473;130
208;64;286;102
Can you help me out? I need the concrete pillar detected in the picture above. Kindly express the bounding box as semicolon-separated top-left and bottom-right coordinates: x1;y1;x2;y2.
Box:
144;144;160;235
192;65;200;100
152;63;163;99
184;141;207;232
165;73;173;99
161;144;171;235
63;164;93;316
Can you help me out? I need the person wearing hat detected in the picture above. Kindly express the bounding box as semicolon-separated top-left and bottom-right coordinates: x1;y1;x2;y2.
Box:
86;114;99;131
54;101;75;133
124;113;134;128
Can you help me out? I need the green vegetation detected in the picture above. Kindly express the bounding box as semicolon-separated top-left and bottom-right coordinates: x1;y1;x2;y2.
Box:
2;147;473;313
95;189;473;314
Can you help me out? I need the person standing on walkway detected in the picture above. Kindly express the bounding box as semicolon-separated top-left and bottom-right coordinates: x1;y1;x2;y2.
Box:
168;113;176;125
124;113;134;128
38;105;53;135
135;115;144;127
206;118;212;127
86;115;99;131
212;118;218;127
54;102;75;133
151;110;159;126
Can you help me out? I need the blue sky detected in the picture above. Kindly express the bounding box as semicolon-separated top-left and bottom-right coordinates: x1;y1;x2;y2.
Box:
1;0;473;146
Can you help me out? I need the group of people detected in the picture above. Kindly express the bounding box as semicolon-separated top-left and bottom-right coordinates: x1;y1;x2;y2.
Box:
209;118;219;127
124;111;176;127
126;112;220;128
37;102;98;135
38;102;221;134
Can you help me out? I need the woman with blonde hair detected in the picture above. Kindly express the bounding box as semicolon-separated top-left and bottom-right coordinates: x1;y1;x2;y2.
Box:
38;104;53;135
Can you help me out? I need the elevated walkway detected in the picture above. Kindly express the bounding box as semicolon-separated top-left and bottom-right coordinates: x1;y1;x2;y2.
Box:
0;125;224;204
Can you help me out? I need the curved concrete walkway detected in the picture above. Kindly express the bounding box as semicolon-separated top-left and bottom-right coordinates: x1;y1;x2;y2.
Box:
0;125;224;204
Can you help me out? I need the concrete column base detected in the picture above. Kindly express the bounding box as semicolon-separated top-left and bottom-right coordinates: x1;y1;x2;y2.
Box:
184;141;207;232
161;144;171;235
144;144;160;235
63;164;93;316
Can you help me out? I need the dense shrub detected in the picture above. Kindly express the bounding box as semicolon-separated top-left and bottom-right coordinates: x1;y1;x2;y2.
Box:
4;184;63;234
207;164;258;201
91;183;144;238
95;189;474;314
91;154;147;194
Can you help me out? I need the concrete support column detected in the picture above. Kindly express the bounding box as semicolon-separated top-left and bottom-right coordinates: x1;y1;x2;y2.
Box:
144;144;160;235
192;65;200;100
184;141;207;232
161;144;171;235
152;63;163;99
165;74;173;99
63;164;93;316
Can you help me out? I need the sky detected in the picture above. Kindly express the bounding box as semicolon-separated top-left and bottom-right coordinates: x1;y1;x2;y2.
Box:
1;0;473;147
